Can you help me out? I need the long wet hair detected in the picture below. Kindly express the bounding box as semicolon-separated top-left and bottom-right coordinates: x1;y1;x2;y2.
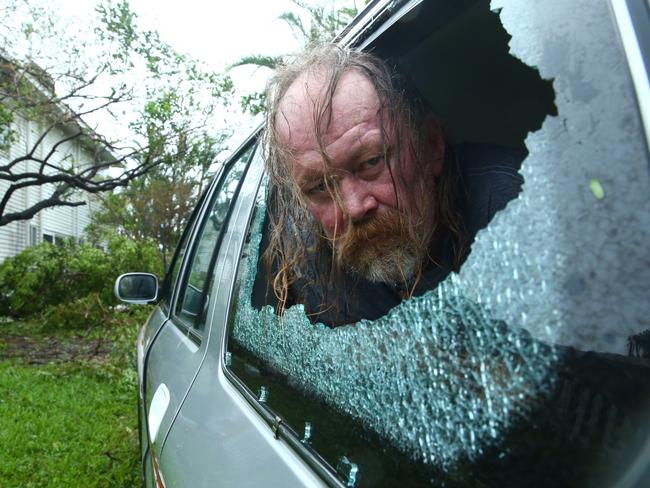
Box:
262;44;466;316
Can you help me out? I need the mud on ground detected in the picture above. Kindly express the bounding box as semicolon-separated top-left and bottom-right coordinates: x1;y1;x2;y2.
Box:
0;333;112;364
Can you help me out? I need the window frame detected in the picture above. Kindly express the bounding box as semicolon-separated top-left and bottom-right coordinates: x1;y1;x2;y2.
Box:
218;151;347;488
611;0;650;152
168;134;258;343
28;224;38;246
159;186;208;314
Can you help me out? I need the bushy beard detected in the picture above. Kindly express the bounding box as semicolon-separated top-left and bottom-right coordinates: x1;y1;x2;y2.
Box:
332;210;428;284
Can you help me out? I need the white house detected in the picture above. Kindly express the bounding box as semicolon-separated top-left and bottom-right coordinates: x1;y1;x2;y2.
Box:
0;51;122;263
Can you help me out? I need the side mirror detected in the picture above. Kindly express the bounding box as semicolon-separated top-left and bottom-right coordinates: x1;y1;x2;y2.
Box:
114;273;159;304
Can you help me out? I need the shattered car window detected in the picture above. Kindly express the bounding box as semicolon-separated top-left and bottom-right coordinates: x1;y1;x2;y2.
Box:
228;0;650;486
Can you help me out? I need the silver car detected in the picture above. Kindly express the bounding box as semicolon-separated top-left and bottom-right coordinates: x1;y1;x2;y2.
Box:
116;0;650;486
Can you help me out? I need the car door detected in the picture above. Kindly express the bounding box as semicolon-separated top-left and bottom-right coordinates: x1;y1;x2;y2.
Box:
136;169;214;486
142;137;257;478
158;138;334;487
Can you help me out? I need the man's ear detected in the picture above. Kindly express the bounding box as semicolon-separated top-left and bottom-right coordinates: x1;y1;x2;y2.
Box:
425;114;445;177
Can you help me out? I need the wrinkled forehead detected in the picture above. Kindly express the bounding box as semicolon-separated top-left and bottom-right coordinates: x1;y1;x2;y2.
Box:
275;69;382;151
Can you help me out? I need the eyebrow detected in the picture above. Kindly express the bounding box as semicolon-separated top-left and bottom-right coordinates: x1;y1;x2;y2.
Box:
292;129;385;187
295;168;325;188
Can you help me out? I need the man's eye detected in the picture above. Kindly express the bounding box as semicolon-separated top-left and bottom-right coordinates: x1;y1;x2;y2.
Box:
306;181;327;196
364;156;383;168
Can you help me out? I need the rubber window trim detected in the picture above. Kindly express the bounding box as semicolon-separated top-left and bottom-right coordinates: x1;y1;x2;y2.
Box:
169;137;258;340
222;361;345;487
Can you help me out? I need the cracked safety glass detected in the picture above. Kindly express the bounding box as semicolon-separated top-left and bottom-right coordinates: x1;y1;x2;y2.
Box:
227;0;650;486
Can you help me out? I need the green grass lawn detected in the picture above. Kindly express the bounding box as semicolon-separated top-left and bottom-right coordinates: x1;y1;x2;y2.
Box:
0;362;139;487
0;310;148;488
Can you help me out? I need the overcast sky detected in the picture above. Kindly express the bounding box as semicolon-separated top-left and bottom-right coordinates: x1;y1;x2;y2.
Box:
127;0;310;123
128;0;303;71
59;0;332;71
52;0;356;142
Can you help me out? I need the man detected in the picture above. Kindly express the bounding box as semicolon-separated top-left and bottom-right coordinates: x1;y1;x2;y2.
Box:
261;45;524;326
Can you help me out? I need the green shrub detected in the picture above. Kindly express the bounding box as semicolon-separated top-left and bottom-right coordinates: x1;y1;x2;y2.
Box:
40;292;153;334
0;243;68;317
0;235;163;318
40;293;112;331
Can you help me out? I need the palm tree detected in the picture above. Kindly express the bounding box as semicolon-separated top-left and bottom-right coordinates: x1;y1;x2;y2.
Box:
229;0;361;115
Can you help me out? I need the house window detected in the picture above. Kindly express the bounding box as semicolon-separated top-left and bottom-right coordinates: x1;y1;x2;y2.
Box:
29;225;39;246
42;233;66;246
0;122;14;158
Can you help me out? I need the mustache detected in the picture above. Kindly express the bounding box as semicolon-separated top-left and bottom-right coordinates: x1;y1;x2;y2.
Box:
322;208;431;284
333;210;407;257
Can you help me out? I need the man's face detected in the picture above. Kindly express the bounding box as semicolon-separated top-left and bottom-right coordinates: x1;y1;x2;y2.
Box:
276;69;443;282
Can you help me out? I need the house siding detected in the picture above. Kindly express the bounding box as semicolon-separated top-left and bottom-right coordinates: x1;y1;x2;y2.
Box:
0;113;100;263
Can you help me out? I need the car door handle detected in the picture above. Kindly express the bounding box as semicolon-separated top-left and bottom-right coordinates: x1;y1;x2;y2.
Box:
149;383;170;443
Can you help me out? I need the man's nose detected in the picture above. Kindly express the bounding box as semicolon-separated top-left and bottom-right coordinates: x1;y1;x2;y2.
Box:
339;177;378;223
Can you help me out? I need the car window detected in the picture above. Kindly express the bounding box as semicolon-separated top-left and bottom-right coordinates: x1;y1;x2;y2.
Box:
226;1;650;486
159;190;205;310
173;143;255;336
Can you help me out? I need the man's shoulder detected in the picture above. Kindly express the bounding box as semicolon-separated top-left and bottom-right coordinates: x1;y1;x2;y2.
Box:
456;142;527;181
456;142;527;234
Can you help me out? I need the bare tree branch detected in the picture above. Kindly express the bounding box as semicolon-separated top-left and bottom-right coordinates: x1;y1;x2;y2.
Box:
0;0;233;229
0;196;85;226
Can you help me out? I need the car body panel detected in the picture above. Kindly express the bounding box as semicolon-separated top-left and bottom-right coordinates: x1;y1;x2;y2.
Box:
157;147;331;486
145;319;204;454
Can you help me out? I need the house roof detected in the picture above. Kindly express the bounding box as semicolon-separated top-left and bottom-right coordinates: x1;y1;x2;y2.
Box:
0;51;119;165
